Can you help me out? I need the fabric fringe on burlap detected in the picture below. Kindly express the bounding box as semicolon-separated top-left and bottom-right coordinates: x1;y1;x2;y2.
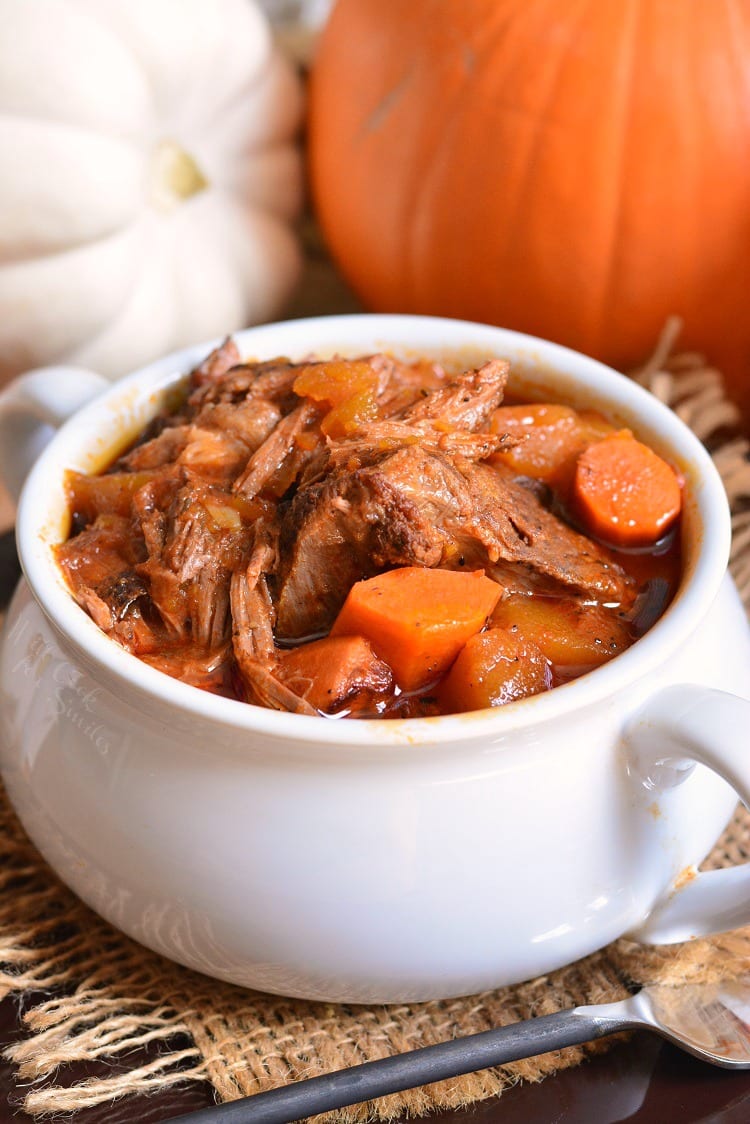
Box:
2;322;750;1117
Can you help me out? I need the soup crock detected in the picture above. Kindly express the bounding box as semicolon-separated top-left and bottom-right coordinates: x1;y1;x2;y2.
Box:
1;314;750;1004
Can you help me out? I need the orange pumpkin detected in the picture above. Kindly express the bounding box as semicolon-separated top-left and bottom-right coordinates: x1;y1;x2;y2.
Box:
309;0;750;418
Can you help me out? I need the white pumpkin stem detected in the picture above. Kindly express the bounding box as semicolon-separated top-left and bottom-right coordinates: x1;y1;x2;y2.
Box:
150;141;208;211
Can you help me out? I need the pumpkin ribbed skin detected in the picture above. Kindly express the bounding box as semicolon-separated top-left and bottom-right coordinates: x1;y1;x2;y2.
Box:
0;0;303;386
309;0;750;411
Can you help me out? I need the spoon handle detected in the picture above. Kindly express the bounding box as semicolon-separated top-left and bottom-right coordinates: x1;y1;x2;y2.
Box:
165;1007;622;1124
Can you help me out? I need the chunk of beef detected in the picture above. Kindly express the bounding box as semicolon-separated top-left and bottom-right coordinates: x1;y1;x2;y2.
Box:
277;636;394;714
55;517;157;653
134;478;253;646
193;398;282;454
98;570;150;620
124;410;285;485
275;473;398;639
319;422;503;476
120;425;192;471
175;425;252;484
189;337;241;388
374;357;449;416
399;359;509;428
188;357;300;413
231;534;278;664
141;644;233;694
232;401;324;499
276;446;633;639
456;460;633;601
231;536;318;715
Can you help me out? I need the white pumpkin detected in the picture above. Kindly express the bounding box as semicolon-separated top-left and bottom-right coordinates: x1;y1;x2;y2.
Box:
0;0;304;382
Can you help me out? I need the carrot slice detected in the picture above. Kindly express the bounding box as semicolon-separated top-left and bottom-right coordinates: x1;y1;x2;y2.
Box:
573;433;682;548
331;567;501;691
438;628;551;713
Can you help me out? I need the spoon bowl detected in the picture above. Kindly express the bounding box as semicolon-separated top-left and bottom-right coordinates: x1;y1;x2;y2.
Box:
613;978;750;1067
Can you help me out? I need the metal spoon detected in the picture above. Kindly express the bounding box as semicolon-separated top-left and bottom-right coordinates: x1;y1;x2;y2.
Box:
165;977;750;1124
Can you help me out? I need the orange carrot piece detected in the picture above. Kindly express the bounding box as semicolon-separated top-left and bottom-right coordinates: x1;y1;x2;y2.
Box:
438;628;551;713
278;635;393;714
489;404;614;491
293;359;380;437
331;567;502;691
491;595;631;669
573;433;682;547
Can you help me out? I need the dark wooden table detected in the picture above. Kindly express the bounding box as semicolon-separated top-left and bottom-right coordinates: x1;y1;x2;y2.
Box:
2;526;750;1123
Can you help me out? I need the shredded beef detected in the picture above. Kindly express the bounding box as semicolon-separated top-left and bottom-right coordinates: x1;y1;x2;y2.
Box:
190;337;241;387
275;443;631;639
57;343;640;715
398;358;509;428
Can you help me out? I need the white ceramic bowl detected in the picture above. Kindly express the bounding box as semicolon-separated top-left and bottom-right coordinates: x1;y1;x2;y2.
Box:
1;314;750;1004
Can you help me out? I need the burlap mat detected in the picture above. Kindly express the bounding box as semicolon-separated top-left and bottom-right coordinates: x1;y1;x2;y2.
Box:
2;323;750;1117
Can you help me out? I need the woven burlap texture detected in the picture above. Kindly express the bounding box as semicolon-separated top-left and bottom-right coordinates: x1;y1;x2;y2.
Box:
2;329;750;1118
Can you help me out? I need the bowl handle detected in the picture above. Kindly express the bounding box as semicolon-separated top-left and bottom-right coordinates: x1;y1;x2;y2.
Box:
624;683;750;943
0;366;110;503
